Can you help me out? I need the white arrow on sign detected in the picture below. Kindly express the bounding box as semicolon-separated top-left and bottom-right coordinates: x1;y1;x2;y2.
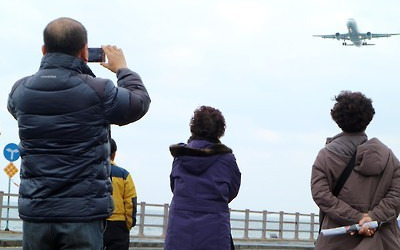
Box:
6;148;19;161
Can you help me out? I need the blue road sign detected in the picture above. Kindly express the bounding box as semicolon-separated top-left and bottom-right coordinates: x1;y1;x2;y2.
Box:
3;143;20;162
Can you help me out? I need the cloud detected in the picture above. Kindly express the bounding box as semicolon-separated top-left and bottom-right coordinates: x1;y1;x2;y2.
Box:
255;129;281;142
160;46;201;66
215;1;272;36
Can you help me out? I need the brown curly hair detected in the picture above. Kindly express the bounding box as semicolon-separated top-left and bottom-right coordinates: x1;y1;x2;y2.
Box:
331;91;375;133
190;106;226;142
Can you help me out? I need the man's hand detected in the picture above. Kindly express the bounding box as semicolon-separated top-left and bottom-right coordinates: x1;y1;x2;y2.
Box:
101;45;128;73
357;213;376;237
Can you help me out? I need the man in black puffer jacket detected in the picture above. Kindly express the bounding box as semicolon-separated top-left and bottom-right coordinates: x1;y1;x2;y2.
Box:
7;17;151;249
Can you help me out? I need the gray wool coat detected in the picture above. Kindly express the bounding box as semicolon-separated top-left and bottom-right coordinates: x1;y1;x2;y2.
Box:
311;132;400;250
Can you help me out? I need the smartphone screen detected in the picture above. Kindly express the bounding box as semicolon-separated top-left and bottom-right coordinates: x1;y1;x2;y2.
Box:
88;48;105;62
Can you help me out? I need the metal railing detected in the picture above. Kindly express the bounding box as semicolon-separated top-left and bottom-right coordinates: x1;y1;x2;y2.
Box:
0;191;19;231
0;191;319;241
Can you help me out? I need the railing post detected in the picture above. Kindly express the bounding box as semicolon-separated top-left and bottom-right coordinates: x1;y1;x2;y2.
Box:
244;209;250;239
310;213;315;240
262;210;267;240
162;203;169;237
0;191;3;229
138;202;146;236
294;212;299;240
279;211;284;239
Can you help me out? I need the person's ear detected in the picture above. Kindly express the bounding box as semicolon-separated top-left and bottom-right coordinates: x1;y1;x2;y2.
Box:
41;45;47;55
80;44;89;62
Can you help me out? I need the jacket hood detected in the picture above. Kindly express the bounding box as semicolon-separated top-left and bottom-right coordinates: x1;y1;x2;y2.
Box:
354;138;390;176
169;140;232;175
325;132;368;157
40;53;96;77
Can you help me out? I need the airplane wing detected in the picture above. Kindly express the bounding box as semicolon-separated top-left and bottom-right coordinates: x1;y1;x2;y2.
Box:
359;33;400;39
313;34;350;40
313;34;336;39
371;33;400;38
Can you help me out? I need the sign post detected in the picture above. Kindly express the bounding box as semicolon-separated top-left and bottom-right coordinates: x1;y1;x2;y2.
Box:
6;177;11;231
3;143;20;231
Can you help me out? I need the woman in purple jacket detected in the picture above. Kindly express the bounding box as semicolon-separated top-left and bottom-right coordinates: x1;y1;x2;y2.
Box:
164;106;241;250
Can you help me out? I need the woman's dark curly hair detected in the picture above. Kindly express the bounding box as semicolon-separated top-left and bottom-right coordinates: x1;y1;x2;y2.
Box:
190;106;226;142
331;91;375;133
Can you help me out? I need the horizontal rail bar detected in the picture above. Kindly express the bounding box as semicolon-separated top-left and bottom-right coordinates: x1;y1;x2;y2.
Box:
2;205;18;209
0;191;319;242
0;217;21;221
2;193;19;197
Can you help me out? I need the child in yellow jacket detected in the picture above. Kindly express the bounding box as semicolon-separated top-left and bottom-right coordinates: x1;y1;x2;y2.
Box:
104;138;137;250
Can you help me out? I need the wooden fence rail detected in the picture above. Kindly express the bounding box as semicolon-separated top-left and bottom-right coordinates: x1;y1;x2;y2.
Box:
0;191;319;241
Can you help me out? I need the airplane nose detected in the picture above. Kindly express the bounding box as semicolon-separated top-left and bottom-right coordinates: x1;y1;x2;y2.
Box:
346;18;356;31
347;18;356;26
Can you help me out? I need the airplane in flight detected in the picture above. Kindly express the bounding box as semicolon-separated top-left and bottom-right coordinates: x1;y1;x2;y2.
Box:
313;18;400;47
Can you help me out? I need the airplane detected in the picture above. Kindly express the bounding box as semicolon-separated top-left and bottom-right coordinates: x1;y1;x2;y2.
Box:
313;18;400;47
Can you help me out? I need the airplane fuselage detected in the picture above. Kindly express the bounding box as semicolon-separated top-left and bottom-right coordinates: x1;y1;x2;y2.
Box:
346;18;362;47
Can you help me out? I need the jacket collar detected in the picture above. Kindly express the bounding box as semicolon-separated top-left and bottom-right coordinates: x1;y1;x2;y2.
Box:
39;53;96;77
170;140;232;157
325;131;368;157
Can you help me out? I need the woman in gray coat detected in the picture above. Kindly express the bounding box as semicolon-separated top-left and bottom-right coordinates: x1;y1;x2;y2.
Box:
311;91;400;250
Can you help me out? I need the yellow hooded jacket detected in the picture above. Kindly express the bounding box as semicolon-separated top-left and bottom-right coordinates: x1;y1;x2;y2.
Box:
108;161;137;229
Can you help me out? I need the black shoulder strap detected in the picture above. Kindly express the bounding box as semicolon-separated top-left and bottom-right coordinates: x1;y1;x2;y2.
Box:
333;151;357;196
319;151;357;234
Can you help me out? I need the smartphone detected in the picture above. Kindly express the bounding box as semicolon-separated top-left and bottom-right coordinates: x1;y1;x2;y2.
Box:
88;48;105;63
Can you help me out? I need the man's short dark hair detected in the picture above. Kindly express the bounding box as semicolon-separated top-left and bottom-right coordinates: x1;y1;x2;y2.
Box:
110;138;117;156
190;106;226;141
331;91;375;133
43;17;87;56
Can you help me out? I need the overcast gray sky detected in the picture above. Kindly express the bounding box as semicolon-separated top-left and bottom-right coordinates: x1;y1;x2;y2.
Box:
1;0;400;214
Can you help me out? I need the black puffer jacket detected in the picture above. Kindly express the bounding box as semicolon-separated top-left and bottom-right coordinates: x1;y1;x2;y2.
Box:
7;53;151;222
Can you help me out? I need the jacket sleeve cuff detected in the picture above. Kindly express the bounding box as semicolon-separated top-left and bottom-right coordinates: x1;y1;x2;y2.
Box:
116;68;130;77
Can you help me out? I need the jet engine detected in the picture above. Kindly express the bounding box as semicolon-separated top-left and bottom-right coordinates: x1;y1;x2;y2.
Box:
366;32;372;40
335;33;340;40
